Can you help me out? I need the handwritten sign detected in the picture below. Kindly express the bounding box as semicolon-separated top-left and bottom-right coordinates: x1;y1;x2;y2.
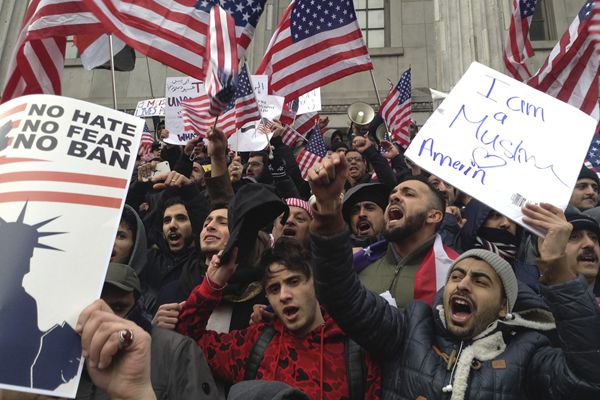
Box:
134;97;165;117
405;62;597;236
250;75;269;99
0;95;143;397
258;95;284;121
164;76;204;145
297;88;321;115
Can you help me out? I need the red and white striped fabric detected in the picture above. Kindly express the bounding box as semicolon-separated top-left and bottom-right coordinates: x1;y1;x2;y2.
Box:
296;125;327;180
379;68;412;148
204;4;239;116
181;64;260;138
279;99;299;126
138;124;154;156
503;0;538;81
73;33;126;70
2;0;105;102
81;0;265;82
293;112;319;137
281;125;303;147
256;0;372;102
528;0;600;119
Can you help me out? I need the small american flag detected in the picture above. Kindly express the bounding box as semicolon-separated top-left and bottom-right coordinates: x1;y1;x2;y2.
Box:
528;0;600;119
181;63;260;137
204;4;239;116
585;134;600;173
503;0;538;81
279;99;299;126
297;125;327;180
138;124;154;156
379;68;412;148
281;125;303;147
256;0;372;101
256;118;275;135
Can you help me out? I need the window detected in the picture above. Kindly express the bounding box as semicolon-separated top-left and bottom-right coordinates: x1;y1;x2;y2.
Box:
530;0;555;41
65;36;79;59
354;0;386;48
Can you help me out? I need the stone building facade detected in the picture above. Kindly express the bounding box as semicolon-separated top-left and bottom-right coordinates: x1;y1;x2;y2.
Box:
0;0;593;130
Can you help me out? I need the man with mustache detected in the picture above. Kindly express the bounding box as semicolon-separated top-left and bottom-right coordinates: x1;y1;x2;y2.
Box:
307;152;600;400
342;183;390;249
565;210;600;292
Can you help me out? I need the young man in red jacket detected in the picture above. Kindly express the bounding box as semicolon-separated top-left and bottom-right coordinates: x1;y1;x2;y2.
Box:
176;239;381;400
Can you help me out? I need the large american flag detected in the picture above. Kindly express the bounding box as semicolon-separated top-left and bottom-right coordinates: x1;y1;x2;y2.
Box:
181;63;260;137
2;0;265;103
204;4;239;116
379;68;412;148
297;125;327;180
256;0;373;102
504;0;538;81
528;0;600;119
2;0;105;102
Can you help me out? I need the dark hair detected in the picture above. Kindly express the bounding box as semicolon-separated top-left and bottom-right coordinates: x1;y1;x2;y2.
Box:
259;238;312;287
248;151;269;165
399;176;447;213
120;207;138;241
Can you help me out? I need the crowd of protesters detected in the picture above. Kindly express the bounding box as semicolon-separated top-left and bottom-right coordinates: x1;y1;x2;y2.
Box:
3;116;600;400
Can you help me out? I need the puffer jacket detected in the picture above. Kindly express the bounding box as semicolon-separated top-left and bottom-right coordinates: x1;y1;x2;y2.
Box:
176;278;382;399
313;229;600;400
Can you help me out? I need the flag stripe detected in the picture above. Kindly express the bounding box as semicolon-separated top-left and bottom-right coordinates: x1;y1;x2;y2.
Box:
0;171;128;188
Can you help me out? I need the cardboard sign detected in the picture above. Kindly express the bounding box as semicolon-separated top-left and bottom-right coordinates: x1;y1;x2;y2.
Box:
250;75;269;99
405;62;597;236
134;97;165;117
164;76;204;145
0;95;144;397
297;88;321;115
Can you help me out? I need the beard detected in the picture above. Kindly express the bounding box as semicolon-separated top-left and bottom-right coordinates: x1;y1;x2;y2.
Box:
383;209;428;242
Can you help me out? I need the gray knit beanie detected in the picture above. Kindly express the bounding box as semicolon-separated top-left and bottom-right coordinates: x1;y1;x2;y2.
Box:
447;248;518;312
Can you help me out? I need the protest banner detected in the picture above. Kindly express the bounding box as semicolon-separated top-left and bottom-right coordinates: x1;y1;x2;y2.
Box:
297;88;321;115
0;95;144;397
165;76;204;145
405;62;597;236
250;75;269;99
134;97;165;117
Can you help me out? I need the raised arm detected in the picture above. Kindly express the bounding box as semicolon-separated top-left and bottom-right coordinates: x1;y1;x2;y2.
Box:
308;153;408;360
522;203;600;398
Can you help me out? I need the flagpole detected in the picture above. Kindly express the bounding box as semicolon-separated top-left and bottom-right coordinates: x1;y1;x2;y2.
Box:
368;70;390;137
145;57;155;99
108;34;118;110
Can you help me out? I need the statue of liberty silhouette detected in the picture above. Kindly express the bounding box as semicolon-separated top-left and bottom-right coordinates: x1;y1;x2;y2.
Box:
0;202;81;390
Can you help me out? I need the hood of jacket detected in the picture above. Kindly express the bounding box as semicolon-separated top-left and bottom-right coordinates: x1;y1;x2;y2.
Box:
124;204;148;275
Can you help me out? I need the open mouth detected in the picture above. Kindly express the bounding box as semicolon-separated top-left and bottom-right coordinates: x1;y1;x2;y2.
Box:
203;234;219;243
282;227;297;237
282;306;299;321
356;220;372;234
387;207;404;221
450;296;473;324
578;253;598;263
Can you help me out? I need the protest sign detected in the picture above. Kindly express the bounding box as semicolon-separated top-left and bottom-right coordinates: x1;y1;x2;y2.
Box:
165;76;204;145
0;95;144;397
257;95;284;121
134;97;165;117
228;121;270;152
405;62;597;236
297;88;321;115
250;75;269;99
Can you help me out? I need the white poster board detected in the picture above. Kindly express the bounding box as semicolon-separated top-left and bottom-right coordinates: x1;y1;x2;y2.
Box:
250;75;269;99
405;62;597;236
257;95;285;121
228;121;270;152
165;76;204;145
297;88;321;115
134;97;165;117
0;95;144;397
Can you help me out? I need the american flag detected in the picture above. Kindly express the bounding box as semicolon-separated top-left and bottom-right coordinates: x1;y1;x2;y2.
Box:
297;125;327;180
138;124;154;156
2;0;105;102
294;112;319;137
256;118;275;135
379;68;412;148
281;125;303;147
503;0;538;81
181;63;260;137
204;4;239;116
279;98;299;126
528;0;600;119
256;0;372;102
585;134;600;174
